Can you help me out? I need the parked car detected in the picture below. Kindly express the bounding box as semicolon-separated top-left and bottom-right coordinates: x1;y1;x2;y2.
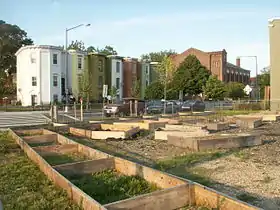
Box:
103;98;145;117
181;100;205;112
146;100;179;114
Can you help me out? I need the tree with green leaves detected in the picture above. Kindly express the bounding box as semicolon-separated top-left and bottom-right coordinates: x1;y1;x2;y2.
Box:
79;68;92;109
224;82;245;100
156;55;175;85
87;45;118;55
203;75;226;100
0;20;33;74
141;50;177;62
67;40;86;51
131;80;141;98
109;86;118;103
172;55;210;96
257;67;270;99
144;81;164;100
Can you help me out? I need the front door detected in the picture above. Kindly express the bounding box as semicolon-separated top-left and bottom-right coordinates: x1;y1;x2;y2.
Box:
31;95;37;106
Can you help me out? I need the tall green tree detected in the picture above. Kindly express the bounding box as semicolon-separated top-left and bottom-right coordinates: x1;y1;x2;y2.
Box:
0;20;33;74
144;81;164;100
172;55;210;96
131;80;141;98
67;40;85;51
141;50;177;62
109;86;118;103
79;67;92;109
257;67;270;99
224;82;245;100
203;75;226;100
156;56;175;85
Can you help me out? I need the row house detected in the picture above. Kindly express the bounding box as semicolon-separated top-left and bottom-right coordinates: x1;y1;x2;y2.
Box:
171;48;250;84
15;45;154;106
16;45;68;106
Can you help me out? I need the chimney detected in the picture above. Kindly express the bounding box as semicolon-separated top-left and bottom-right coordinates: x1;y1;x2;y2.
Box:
236;57;241;67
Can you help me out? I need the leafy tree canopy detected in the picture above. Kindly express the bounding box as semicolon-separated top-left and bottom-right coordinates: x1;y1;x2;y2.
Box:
0;20;33;74
141;50;177;62
67;40;86;51
144;81;164;100
203;75;226;100
257;67;270;99
87;45;118;56
131;80;141;98
172;55;210;96
224;82;245;100
155;55;175;85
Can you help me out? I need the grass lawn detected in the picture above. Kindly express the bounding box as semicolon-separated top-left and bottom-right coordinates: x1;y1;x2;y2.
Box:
0;131;80;210
66;169;159;205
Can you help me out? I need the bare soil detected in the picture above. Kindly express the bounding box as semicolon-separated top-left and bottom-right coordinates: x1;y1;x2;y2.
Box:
188;122;280;209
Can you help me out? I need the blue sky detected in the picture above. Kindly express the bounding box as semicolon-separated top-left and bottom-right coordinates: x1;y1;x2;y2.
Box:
2;0;280;76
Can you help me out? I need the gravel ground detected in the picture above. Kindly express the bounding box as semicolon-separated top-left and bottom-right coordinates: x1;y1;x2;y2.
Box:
190;122;280;209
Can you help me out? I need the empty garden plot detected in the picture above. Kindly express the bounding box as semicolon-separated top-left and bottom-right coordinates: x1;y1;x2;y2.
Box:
7;128;260;210
155;124;209;141
167;133;262;151
113;120;166;130
69;123;140;140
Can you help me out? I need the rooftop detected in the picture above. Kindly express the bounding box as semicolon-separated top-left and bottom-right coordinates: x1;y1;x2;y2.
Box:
15;45;63;56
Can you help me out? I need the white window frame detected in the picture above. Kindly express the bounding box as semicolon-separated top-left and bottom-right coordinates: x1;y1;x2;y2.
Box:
32;77;37;86
53;74;58;87
53;54;58;65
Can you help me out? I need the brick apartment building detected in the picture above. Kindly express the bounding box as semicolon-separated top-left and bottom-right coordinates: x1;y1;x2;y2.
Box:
171;48;250;84
122;57;139;98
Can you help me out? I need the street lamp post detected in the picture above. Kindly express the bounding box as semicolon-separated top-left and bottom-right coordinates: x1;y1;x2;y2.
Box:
64;23;90;112
237;56;259;100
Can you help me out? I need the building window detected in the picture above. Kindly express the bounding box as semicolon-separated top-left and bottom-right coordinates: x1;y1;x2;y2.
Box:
116;78;120;89
53;54;58;64
32;77;37;86
53;94;58;102
98;60;103;72
98;76;103;88
116;61;120;73
78;56;82;69
53;74;58;87
145;66;148;74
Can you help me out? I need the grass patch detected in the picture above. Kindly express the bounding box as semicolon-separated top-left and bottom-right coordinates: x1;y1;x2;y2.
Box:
0;131;80;209
233;150;250;161
66;169;159;204
154;151;225;171
28;141;57;147
236;193;258;203
216;110;260;116
42;152;88;166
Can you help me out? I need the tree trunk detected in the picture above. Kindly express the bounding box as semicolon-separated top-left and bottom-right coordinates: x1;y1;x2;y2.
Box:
86;93;89;111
